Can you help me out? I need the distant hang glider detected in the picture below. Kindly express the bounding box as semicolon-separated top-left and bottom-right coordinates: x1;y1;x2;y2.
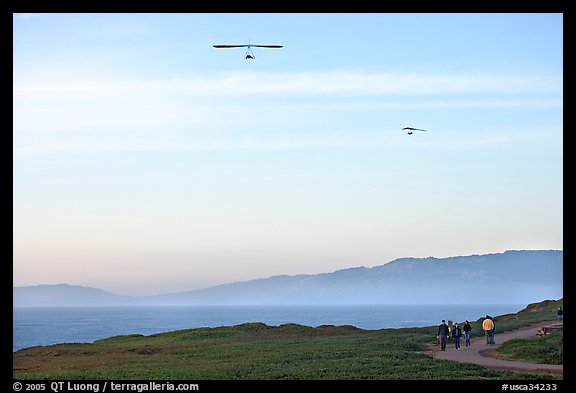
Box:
402;127;428;135
213;40;283;59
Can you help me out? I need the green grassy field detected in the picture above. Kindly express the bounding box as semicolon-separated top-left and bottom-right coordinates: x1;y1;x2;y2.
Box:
13;299;562;380
496;331;563;365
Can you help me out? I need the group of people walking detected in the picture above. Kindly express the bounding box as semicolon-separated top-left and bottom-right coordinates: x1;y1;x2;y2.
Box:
437;319;472;351
437;307;562;352
437;316;494;351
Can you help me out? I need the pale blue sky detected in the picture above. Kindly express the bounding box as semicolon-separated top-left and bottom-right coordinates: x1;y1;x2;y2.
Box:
13;13;563;295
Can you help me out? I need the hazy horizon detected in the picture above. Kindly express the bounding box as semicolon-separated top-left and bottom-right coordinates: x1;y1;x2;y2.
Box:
13;13;562;296
13;248;564;298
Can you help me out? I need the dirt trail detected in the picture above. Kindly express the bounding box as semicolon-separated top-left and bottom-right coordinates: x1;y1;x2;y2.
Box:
432;320;563;374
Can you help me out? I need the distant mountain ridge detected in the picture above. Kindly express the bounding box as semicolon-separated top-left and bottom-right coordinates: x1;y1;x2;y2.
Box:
13;250;563;307
12;284;136;307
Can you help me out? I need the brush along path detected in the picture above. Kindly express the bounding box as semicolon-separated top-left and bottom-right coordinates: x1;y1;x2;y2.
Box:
433;321;562;374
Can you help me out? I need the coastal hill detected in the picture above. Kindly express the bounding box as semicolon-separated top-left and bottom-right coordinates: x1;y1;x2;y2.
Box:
12;283;135;307
13;298;563;380
13;250;562;307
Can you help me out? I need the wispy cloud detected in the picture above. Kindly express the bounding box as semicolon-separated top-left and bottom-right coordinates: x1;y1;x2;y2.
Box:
13;123;561;157
14;13;48;19
13;70;561;132
212;71;561;96
13;70;562;99
13;70;562;156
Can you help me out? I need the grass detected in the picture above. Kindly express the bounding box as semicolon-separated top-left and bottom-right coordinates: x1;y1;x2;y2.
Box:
465;299;563;339
13;299;563;380
496;331;563;365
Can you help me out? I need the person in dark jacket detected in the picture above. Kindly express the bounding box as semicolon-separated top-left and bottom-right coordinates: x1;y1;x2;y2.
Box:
490;315;496;344
437;320;449;351
463;320;472;346
557;307;563;322
452;322;462;350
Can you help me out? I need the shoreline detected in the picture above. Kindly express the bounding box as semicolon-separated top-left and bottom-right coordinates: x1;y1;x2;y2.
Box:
14;299;563;380
13;303;528;352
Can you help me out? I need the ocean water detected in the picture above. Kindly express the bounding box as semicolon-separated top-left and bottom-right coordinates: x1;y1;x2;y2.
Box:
13;304;524;352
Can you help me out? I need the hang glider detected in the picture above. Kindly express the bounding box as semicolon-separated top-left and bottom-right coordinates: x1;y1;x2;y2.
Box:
402;127;428;135
213;41;283;59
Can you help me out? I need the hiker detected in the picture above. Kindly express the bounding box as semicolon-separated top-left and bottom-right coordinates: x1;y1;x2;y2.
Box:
452;322;462;350
447;320;453;344
437;319;450;351
557;307;563;322
482;315;495;345
491;316;496;344
463;320;472;346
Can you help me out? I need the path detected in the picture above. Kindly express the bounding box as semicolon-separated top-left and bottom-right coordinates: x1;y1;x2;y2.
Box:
433;321;563;374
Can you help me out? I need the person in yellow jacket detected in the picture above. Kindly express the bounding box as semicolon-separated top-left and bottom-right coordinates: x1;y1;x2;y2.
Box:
482;315;495;345
447;320;453;344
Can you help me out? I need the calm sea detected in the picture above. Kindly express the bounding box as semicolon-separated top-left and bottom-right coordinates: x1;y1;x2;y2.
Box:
13;304;524;352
